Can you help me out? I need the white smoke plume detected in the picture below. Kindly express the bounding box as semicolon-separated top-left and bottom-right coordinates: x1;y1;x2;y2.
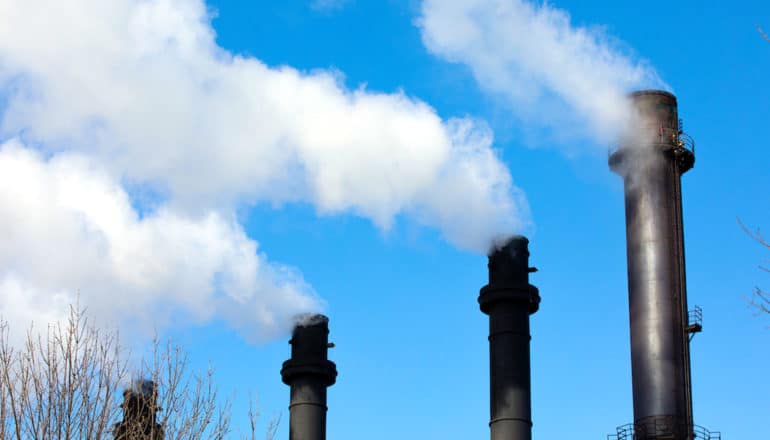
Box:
0;0;527;339
418;0;668;145
0;139;320;342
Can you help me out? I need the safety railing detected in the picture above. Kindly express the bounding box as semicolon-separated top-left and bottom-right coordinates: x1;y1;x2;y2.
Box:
676;119;696;155
608;416;721;440
686;305;703;339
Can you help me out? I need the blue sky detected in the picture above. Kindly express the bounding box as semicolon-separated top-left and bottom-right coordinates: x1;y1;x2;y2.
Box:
1;0;769;438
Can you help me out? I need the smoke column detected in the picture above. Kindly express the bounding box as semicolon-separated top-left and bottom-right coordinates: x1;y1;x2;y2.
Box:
0;0;529;341
418;0;668;146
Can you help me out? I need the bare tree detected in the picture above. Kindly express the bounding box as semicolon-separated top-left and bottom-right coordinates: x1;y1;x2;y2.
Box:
736;28;770;318
243;397;280;440
0;307;276;439
738;218;770;316
0;307;126;439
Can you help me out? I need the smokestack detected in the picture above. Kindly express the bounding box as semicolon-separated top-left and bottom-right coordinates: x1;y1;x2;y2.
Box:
609;90;706;439
281;314;337;440
479;236;540;440
113;380;163;440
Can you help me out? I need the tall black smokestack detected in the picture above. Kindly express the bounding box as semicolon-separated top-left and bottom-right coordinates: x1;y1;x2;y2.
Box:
281;314;337;440
609;90;699;439
479;236;540;440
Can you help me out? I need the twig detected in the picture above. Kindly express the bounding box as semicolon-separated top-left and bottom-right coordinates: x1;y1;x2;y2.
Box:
757;24;770;43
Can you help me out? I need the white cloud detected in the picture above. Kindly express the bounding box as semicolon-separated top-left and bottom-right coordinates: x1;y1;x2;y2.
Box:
0;0;528;339
0;0;525;251
418;0;666;145
0;139;320;343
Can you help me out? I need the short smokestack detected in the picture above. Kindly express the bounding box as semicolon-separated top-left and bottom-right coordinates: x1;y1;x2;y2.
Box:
479;236;540;440
113;380;163;440
281;314;337;440
608;91;718;439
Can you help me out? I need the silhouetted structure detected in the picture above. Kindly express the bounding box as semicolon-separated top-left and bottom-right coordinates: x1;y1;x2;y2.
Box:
479;236;540;440
281;314;337;440
113;380;164;440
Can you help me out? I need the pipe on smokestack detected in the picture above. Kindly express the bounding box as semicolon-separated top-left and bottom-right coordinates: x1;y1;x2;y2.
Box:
479;236;540;440
609;90;695;439
281;314;337;440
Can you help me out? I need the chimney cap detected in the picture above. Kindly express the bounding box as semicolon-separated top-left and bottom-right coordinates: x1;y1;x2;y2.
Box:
629;89;676;102
480;235;540;314
488;235;529;259
486;235;532;286
292;313;329;329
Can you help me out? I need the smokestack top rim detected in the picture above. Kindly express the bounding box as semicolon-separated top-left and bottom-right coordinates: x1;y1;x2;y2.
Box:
629;89;677;102
488;235;529;258
291;313;329;329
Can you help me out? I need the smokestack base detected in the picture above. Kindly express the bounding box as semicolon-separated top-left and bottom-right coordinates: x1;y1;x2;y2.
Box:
479;235;540;315
609;418;722;440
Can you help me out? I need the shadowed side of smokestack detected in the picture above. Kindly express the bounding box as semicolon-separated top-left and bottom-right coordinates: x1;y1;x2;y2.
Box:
281;314;337;440
479;236;540;440
609;90;697;439
113;380;163;440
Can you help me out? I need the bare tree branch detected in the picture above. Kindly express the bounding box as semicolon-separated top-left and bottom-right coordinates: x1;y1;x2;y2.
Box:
758;24;770;42
738;216;770;317
0;306;277;439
